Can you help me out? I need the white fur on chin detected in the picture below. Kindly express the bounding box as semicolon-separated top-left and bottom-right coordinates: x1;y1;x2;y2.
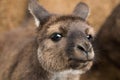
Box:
51;69;85;80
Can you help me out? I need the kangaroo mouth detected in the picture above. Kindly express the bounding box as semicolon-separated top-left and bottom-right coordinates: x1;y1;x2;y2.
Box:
68;58;93;70
68;57;93;63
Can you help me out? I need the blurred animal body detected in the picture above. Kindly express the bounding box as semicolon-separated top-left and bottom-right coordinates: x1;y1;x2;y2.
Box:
0;0;95;80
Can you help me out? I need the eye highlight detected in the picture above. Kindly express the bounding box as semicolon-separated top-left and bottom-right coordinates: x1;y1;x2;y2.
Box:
87;34;93;41
50;33;63;42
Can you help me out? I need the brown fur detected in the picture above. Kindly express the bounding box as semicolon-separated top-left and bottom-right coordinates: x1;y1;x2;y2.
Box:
81;4;120;80
0;0;95;80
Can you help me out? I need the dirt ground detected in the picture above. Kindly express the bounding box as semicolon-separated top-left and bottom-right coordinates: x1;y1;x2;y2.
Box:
0;0;120;32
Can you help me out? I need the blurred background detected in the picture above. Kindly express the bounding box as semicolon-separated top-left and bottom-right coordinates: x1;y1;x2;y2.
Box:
0;0;120;80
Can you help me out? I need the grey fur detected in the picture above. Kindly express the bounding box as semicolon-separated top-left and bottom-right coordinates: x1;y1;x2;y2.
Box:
0;1;95;80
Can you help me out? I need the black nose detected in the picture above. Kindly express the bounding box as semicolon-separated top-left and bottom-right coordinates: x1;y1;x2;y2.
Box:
77;43;91;55
77;45;86;53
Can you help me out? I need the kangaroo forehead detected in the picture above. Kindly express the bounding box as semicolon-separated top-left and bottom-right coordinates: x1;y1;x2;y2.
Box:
45;16;90;35
46;15;85;26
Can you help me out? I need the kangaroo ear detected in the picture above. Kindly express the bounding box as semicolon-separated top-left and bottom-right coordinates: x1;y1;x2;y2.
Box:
28;0;50;27
72;2;90;20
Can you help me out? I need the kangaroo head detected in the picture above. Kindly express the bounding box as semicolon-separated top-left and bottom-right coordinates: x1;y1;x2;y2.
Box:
29;0;95;73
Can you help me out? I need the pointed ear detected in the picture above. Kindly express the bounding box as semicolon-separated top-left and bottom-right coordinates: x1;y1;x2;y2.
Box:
28;0;50;27
72;2;90;20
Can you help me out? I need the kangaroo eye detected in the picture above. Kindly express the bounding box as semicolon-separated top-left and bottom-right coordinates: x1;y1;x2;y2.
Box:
51;33;63;42
87;34;93;41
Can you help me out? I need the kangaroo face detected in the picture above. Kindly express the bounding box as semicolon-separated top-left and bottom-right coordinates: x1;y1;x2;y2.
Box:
29;0;95;73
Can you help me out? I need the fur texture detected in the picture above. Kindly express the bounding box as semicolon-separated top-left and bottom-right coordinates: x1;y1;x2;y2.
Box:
0;0;95;80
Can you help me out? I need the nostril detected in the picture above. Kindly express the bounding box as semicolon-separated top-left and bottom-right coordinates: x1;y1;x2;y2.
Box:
77;45;86;52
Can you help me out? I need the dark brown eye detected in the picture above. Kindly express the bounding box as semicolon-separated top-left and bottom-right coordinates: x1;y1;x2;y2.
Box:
87;34;93;41
51;33;63;42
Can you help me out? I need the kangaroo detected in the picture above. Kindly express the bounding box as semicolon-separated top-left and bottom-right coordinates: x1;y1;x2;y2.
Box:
0;0;95;80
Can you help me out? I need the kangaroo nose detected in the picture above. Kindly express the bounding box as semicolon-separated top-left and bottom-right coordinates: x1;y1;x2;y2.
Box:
77;45;87;53
77;42;91;55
